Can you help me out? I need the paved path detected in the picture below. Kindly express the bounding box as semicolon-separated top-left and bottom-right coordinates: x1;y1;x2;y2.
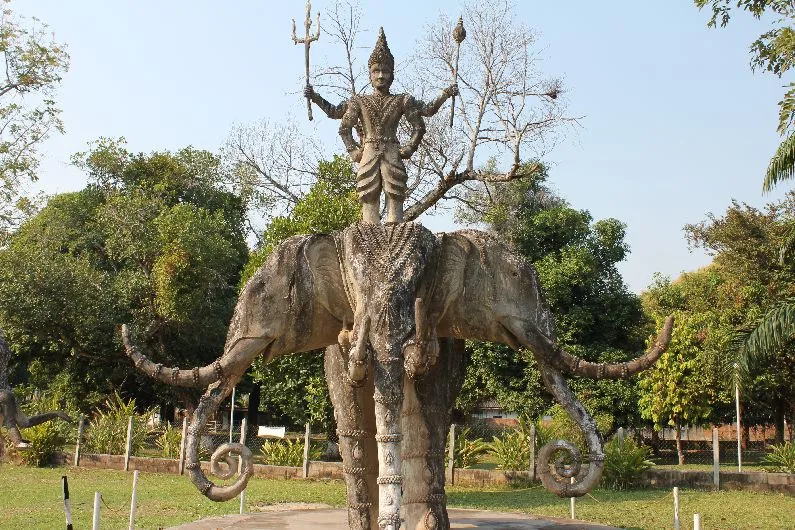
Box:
169;505;620;529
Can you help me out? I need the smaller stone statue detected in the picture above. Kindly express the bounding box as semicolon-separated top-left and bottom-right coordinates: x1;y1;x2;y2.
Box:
305;28;458;224
0;330;71;452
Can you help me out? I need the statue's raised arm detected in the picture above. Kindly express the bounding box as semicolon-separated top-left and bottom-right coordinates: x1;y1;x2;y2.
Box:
304;85;347;119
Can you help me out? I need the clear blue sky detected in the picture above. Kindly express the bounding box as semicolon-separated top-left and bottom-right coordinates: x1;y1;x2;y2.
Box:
17;0;790;293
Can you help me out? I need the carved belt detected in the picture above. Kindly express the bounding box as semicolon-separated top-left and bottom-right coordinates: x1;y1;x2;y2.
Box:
363;136;398;149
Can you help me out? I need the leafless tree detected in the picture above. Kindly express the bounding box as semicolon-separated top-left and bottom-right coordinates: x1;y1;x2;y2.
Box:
222;119;323;224
222;0;577;231
400;0;577;220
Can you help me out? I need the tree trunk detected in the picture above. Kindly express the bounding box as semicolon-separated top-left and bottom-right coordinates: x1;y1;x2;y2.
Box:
742;424;750;450
774;399;785;445
247;383;261;438
675;423;685;466
649;428;661;456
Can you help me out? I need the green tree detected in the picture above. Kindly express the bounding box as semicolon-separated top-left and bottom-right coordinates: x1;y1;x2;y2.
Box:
455;174;648;430
0;140;248;413
639;279;732;464
684;196;795;442
0;2;69;238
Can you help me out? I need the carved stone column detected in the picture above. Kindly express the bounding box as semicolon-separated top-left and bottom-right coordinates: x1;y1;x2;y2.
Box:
325;344;379;530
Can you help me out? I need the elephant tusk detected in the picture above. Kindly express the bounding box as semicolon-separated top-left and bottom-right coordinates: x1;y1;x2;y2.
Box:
121;324;269;388
348;315;371;382
535;315;673;379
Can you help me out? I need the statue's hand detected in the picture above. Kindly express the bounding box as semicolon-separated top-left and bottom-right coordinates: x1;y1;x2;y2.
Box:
399;145;413;159
445;83;459;97
348;147;363;163
303;84;315;99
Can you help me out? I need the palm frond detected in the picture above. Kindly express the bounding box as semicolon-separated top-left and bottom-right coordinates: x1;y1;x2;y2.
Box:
763;132;795;193
742;299;795;364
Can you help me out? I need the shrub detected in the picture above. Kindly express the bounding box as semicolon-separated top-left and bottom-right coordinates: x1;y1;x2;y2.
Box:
155;422;183;459
260;438;322;466
445;427;489;469
84;393;154;456
761;441;795;473
487;417;534;470
17;422;68;467
601;434;654;490
15;390;75;467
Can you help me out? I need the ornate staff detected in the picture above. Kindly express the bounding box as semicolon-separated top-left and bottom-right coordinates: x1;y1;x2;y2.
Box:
292;0;320;121
449;16;466;128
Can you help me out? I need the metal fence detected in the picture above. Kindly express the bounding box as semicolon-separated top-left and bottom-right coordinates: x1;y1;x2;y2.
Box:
67;413;785;475
71;416;338;472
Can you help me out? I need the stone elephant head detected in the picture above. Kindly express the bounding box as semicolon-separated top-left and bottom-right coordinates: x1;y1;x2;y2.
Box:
123;222;671;529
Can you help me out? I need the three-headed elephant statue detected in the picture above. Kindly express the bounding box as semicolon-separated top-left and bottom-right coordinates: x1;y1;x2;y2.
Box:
123;222;672;530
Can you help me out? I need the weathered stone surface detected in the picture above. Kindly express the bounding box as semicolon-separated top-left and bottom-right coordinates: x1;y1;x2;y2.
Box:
124;222;673;529
306;29;457;224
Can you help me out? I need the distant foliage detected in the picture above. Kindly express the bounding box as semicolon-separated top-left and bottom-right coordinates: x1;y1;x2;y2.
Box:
260;438;322;467
601;435;654;490
16;422;67;467
447;427;489;469
761;441;795;473
487;417;535;470
15;390;75;467
84;393;154;456
155;422;183;459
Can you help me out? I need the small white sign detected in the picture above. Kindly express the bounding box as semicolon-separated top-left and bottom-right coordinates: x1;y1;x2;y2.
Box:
257;426;286;438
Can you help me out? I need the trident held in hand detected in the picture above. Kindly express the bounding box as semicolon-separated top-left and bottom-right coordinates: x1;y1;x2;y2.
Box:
292;0;320;121
449;16;466;128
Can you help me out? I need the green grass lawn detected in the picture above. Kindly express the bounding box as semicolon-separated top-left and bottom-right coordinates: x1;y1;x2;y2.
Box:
0;463;792;529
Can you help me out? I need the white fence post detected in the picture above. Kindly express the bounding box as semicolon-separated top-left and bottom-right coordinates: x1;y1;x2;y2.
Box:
239;489;246;515
529;423;536;482
303;422;311;478
74;416;85;467
673;487;680;530
92;491;101;530
735;363;742;472
569;477;575;519
448;423;456;485
694;513;701;530
124;416;133;471
712;427;720;489
62;476;73;530
238;417;248;474
229;386;236;443
178;416;188;475
128;470;139;530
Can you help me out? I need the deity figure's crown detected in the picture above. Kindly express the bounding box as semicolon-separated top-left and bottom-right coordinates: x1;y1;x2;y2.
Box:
368;27;394;71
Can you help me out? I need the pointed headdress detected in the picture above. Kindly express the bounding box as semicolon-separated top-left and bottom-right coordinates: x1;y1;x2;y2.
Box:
368;27;395;71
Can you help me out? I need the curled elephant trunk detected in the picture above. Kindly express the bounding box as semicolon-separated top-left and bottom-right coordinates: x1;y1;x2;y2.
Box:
121;325;268;389
538;315;674;380
536;359;604;497
184;381;253;501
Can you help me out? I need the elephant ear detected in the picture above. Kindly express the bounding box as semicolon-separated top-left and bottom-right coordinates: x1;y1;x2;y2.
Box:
304;234;352;322
431;232;472;324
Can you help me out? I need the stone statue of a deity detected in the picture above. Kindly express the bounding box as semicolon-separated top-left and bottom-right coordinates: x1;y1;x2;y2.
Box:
305;28;458;224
